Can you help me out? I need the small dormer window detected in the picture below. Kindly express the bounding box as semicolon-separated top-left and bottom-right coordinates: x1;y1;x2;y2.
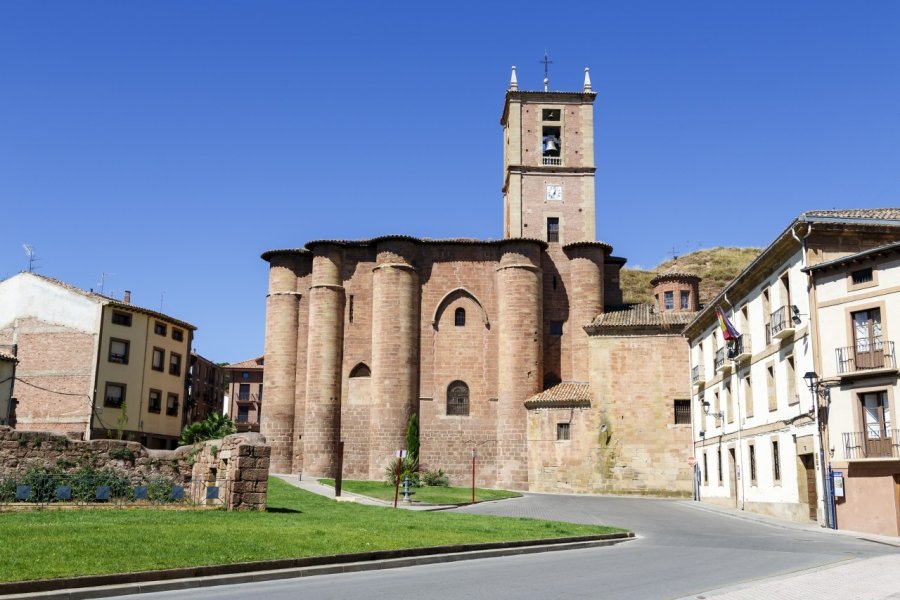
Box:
851;267;873;285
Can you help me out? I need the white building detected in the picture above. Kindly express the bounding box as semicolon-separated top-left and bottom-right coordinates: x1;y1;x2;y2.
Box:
683;209;900;526
805;241;900;536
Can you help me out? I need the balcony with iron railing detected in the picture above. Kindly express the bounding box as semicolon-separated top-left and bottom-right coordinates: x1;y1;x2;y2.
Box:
237;393;261;404
842;430;899;459
691;365;703;386
728;334;752;362
714;347;732;374
769;306;795;340
835;339;897;376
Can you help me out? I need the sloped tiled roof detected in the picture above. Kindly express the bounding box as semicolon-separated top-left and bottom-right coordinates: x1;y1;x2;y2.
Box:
0;352;16;362
803;241;900;274
649;271;700;286
226;355;264;369
524;382;591;409
23;273;196;330
803;208;900;221
587;304;696;333
685;208;900;337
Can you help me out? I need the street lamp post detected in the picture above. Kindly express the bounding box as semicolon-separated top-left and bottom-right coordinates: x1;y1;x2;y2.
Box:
803;371;836;529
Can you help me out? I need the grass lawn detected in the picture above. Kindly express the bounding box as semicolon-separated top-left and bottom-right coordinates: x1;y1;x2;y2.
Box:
319;479;520;504
0;477;625;583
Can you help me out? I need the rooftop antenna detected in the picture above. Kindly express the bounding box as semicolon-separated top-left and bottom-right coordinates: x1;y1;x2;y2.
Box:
98;272;115;295
540;50;552;91
160;292;165;312
22;244;40;272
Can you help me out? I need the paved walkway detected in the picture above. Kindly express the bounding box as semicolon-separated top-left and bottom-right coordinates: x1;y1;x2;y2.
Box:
675;553;900;599
272;474;457;510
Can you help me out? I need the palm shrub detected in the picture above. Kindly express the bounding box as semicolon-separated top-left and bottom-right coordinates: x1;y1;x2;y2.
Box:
384;456;419;486
179;412;236;446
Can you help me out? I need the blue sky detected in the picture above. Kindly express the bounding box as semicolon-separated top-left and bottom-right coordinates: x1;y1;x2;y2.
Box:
2;1;898;362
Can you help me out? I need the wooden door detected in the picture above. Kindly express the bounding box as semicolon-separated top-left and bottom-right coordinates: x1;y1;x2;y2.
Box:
862;391;892;457
853;308;883;369
729;448;738;507
800;454;818;521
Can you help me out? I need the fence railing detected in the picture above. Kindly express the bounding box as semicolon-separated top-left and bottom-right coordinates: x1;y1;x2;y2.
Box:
835;340;896;374
714;347;726;370
842;430;900;459
691;365;701;383
0;469;209;508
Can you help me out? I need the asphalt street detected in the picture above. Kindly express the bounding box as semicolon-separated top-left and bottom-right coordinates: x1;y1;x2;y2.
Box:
110;493;899;600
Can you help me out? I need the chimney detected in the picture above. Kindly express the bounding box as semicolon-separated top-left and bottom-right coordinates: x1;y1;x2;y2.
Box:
123;290;131;304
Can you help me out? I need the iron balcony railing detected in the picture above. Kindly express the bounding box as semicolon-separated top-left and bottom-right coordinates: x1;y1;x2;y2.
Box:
770;306;791;337
235;414;256;424
727;334;750;360
843;430;899;459
237;393;260;403
691;365;701;383
836;339;896;374
714;347;726;370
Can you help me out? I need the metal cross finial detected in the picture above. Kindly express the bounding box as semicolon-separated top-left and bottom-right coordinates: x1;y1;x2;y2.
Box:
541;50;552;91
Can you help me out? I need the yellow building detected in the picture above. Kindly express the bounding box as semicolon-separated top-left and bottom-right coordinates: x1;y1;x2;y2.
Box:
0;273;196;449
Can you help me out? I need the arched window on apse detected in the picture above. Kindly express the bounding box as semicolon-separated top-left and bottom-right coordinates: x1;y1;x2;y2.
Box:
447;380;469;416
350;363;371;378
543;373;561;390
455;307;466;327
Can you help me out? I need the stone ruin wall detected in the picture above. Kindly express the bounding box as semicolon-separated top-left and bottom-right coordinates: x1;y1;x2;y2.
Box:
0;426;271;510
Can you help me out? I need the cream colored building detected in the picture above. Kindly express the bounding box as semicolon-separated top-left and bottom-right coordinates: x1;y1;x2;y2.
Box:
0;272;195;448
684;210;900;527
805;241;900;536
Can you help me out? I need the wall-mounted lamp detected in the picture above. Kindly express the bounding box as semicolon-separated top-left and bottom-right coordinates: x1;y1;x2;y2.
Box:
701;401;724;419
791;305;805;326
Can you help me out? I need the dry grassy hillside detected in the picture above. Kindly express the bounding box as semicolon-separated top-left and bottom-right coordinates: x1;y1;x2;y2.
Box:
619;247;761;307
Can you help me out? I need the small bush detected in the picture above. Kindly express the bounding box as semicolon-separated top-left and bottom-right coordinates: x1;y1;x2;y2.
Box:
422;468;450;487
108;447;135;462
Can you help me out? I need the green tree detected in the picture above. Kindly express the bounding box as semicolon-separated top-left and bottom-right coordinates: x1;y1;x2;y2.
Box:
405;412;419;471
179;412;236;446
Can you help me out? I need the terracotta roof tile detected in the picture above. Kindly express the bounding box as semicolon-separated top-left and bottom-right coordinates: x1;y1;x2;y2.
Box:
524;382;591;409
225;355;264;369
803;241;900;274
649;272;700;286
587;304;696;332
0;352;16;362
803;208;900;221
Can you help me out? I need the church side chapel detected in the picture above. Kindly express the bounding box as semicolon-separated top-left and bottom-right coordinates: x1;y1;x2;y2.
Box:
261;63;696;495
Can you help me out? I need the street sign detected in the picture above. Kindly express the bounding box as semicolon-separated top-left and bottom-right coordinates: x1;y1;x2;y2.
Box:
394;450;408;458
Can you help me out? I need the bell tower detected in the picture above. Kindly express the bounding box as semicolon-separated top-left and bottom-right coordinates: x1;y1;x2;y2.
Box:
501;65;597;244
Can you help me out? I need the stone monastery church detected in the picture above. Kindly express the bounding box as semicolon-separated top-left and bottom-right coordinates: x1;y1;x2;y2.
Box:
261;66;696;495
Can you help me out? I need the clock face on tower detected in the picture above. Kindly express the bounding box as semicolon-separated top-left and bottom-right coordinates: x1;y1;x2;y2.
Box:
546;184;562;201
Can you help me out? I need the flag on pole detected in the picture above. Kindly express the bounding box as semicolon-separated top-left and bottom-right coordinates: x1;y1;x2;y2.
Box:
716;307;741;341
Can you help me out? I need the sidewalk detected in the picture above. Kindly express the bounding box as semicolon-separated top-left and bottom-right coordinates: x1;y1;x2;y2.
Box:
677;500;900;599
680;499;900;548
676;553;900;599
272;474;459;511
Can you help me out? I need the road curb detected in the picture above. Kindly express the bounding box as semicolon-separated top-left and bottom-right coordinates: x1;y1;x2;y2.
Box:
0;533;634;599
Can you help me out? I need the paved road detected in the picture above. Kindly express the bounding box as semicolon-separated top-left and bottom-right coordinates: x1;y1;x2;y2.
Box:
114;494;899;600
